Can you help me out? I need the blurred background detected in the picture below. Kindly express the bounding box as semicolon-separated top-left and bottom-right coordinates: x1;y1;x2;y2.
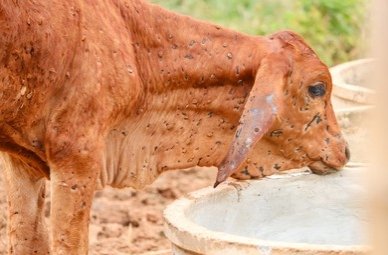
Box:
151;0;368;66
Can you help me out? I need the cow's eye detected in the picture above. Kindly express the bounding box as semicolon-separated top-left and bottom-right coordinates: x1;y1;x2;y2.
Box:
308;82;326;97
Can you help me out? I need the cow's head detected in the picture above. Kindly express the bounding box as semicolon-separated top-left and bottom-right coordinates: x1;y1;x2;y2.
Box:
215;31;349;187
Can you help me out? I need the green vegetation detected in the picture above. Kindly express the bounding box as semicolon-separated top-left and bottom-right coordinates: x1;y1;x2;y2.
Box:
150;0;367;66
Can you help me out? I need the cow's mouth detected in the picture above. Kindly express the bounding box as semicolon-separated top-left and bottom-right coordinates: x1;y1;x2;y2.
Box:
306;153;342;175
306;145;350;175
308;160;339;175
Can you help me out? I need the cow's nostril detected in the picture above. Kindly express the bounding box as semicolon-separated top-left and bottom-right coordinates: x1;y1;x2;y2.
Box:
345;146;351;161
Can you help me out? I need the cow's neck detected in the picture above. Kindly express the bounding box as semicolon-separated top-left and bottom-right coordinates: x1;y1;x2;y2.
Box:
102;1;276;187
127;0;272;93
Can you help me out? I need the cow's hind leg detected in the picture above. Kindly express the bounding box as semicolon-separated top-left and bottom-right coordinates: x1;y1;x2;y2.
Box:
2;154;49;255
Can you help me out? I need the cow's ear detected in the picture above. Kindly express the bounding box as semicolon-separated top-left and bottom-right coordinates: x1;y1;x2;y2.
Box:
214;54;290;187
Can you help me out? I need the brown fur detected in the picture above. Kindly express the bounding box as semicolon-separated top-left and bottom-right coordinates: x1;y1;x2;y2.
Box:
0;0;349;254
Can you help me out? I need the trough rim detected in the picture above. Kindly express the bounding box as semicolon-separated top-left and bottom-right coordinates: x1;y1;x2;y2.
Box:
164;170;370;255
330;58;375;105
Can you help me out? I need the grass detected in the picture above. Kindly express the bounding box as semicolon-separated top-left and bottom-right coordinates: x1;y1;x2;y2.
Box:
150;0;368;66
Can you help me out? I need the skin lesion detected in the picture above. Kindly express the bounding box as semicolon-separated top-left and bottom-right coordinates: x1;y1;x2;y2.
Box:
304;113;322;131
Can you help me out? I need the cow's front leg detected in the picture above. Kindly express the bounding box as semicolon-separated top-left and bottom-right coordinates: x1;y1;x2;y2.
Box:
48;140;101;255
2;154;49;255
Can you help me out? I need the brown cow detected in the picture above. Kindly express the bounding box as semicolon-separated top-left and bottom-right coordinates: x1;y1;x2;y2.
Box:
0;0;349;254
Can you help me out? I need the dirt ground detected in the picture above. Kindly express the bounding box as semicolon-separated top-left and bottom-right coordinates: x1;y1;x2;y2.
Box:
87;167;217;255
0;111;367;255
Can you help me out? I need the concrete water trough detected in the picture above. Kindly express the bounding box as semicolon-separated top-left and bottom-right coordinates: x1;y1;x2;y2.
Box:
163;59;373;254
330;58;375;117
331;58;374;164
164;168;368;255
